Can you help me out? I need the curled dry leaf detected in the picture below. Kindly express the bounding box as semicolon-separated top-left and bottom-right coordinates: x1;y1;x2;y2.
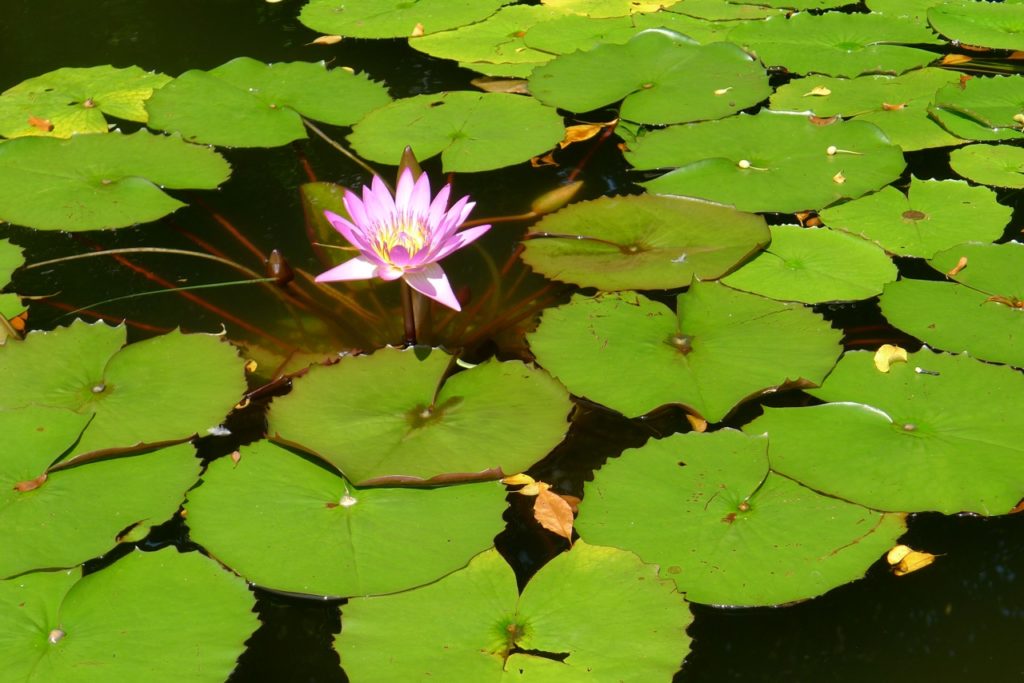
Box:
27;116;54;132
946;256;968;277
873;344;908;373
832;171;846;184
881;102;906;111
501;472;536;487
942;54;972;65
410;23;425;37
531;152;558;168
886;544;936;577
534;488;574;543
685;413;708;432
804;86;832;97
470;77;530;95
14;473;47;492
559;123;607;149
310;35;343;46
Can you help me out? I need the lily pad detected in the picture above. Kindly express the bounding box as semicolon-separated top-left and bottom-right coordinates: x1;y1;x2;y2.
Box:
541;0;682;16
879;242;1024;367
929;2;1024;51
950;144;1024;188
726;12;942;77
529;29;770;125
347;91;565;172
526;285;842;422
0;238;23;287
0;548;257;682
337;542;692;681
186;440;504;597
146;58;391;148
667;0;787;20
520;194;769;290
0;131;231;230
730;0;853;7
930;75;1024;142
577;430;906;606
627;112;905;213
0;320;246;461
299;0;512;38
819;176;1011;258
722;225;897;303
268;346;572;485
751;349;1024;514
522;12;733;57
0;65;170;139
0;431;200;578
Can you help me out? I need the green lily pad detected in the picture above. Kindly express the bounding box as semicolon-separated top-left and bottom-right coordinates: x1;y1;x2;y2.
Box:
0;432;200;579
726;12;942;77
950;144;1024;188
0;548;257;682
0;321;246;462
929;2;1024;51
529;29;770;125
268;347;572;485
577;430;906;606
769;68;963;151
866;0;944;25
299;0;513;38
338;542;692;681
0;238;23;287
347;91;565;172
879;242;1024;367
520;194;769;290
628;112;905;213
730;0;853;7
146;58;391;148
667;0;787;20
930;75;1024;142
522;12;732;57
186;440;504;597
722;225;897;303
751;349;1024;514
819;176;1011;258
0;131;231;230
0;65;170;139
527;285;842;422
541;0;682;16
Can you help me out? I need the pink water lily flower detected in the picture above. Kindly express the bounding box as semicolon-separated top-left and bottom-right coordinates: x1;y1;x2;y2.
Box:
315;168;491;311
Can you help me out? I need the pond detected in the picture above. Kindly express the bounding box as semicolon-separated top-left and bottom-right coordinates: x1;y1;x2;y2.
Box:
1;0;1023;681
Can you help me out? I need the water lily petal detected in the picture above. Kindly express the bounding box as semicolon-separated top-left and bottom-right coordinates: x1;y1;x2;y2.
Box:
378;264;405;281
404;263;461;311
389;244;413;267
314;255;379;282
324;210;372;252
342;190;372;234
363;174;396;222
426;183;452;231
430;225;492;261
394;168;418;212
435;196;472;241
409;170;433;217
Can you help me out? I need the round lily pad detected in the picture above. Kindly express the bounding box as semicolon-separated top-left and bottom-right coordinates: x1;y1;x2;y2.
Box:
722;225;897;303
268;346;572;485
146;58;390;148
928;2;1024;51
0;238;23;287
726;12;942;77
527;285;842;423
0;433;200;579
627;111;905;213
667;0;787;20
819;176;1011;258
299;0;511;38
529;28;770;125
0;65;171;139
523;11;733;57
752;349;1024;515
520;194;769;290
577;430;905;606
0;320;246;462
950;144;1024;188
347;91;565;172
930;75;1024;142
186;440;505;597
0;548;257;682
0;131;231;230
541;0;682;16
337;542;692;681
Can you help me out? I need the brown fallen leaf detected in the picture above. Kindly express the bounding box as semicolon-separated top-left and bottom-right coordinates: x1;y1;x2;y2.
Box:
534;488;574;543
809;115;839;126
530;152;558;168
470;77;530;95
881;102;906;111
309;35;342;46
27;116;53;132
559;493;581;514
559;123;607;149
1010;51;1024;61
685;413;707;432
946;256;968;277
14;473;47;492
942;54;972;66
873;344;908;373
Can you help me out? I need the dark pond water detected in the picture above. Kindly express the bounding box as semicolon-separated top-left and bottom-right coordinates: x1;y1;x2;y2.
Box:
2;1;1024;681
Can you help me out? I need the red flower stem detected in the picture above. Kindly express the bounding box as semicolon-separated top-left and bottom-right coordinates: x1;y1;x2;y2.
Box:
189;194;267;264
401;280;417;346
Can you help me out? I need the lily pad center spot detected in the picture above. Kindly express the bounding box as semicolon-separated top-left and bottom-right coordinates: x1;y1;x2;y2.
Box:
406;396;463;430
667;332;694;355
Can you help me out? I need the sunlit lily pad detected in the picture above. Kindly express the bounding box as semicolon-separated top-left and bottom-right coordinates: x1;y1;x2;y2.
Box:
726;12;942;77
269;346;572;485
769;68;963;151
0;548;257;682
0;429;200;578
0;65;170;139
520;194;769;290
299;0;512;38
146;58;391;148
522;12;732;56
731;0;853;7
628;112;905;213
527;285;842;422
541;0;681;16
667;0;787;20
0;238;22;287
186;440;504;597
347;91;564;172
0;131;231;230
819;176;1011;258
338;542;692;681
929;2;1024;51
879;242;1024;367
529;29;770;125
0;320;246;461
751;349;1024;514
722;226;897;303
577;430;905;606
930;75;1024;142
866;0;943;25
950;144;1024;188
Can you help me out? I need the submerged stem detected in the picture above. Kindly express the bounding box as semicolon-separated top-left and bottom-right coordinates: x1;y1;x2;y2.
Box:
401;280;417;346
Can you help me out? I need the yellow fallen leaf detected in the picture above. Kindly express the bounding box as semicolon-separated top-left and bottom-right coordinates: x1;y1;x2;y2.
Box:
410;22;425;37
832;170;846;184
530;152;558;168
310;35;343;46
244;359;258;373
534;488;574;542
873;344;908;372
804;85;832;97
470;77;529;94
559;123;606;149
941;54;972;65
947;256;968;277
886;544;936;576
685;413;707;432
881;102;906;111
713;87;732;95
501;473;536;486
520;481;550;497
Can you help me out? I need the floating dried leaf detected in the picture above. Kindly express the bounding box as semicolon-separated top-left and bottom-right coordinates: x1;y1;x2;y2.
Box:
501;473;536;487
470;77;529;95
941;54;972;65
685;413;708;432
832;171;846;184
559;123;605;149
310;35;342;46
886;544;936;576
534;488;574;542
410;22;425;37
946;256;968;277
881;102;906;111
809;115;839;126
804;86;831;97
531;152;557;168
873;344;908;373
